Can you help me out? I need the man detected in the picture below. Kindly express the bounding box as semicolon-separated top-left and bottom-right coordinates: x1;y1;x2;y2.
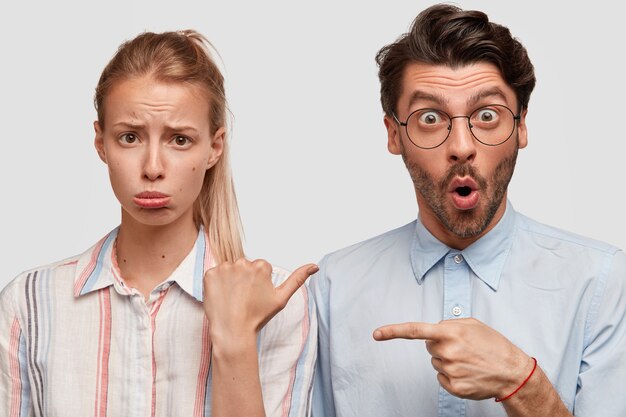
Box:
310;4;626;417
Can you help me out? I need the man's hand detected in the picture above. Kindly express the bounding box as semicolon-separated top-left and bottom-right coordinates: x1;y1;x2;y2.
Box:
203;258;318;350
373;318;533;401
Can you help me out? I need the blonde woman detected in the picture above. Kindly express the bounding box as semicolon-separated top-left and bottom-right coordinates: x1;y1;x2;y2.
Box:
0;30;317;417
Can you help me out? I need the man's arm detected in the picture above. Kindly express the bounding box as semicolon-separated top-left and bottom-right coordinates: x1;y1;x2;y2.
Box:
373;319;571;416
571;250;626;416
374;250;626;416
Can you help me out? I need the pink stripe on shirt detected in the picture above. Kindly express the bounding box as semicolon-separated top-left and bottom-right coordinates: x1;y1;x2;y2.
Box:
74;235;108;297
150;290;168;417
193;317;211;417
9;318;22;417
94;288;112;417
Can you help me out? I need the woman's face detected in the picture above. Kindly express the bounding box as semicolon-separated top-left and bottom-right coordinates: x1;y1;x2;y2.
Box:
94;76;224;228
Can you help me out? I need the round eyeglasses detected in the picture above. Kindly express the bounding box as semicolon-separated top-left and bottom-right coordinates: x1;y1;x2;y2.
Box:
392;104;521;149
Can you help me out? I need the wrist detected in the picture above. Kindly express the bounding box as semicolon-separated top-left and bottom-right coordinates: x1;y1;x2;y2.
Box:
495;356;538;402
210;330;258;362
495;351;532;399
500;364;571;416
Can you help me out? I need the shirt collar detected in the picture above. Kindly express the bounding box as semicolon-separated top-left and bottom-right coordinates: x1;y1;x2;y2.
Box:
74;226;215;302
410;200;518;291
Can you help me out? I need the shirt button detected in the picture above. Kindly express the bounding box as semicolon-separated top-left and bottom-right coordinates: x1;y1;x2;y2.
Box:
452;306;462;316
454;255;463;264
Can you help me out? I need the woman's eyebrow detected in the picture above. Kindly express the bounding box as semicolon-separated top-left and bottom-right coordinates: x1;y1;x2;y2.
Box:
166;125;200;134
112;121;145;130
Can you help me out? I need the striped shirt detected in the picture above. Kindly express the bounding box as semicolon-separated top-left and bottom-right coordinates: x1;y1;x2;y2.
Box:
0;227;317;417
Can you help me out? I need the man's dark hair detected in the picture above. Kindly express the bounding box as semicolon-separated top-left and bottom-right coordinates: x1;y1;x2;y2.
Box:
376;4;536;116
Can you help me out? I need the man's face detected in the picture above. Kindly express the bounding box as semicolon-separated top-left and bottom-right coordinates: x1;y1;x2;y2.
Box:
384;62;528;248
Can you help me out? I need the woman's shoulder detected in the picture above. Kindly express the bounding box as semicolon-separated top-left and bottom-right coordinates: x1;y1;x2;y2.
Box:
5;254;81;289
6;228;121;300
0;254;82;320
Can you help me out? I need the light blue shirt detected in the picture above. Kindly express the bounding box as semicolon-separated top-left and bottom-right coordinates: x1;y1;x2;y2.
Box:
310;202;626;417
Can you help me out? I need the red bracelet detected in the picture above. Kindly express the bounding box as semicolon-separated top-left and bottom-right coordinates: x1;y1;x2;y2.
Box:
495;357;538;403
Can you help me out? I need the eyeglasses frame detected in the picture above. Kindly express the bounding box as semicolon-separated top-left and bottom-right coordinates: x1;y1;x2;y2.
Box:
392;104;521;150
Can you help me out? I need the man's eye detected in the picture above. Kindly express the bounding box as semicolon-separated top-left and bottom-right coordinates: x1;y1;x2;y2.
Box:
120;133;137;144
173;135;190;146
476;109;498;122
416;111;445;125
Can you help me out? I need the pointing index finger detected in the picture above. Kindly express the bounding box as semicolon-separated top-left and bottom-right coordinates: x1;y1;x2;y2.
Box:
373;322;442;341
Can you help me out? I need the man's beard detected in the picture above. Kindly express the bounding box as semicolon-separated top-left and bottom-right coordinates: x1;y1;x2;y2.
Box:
401;143;518;239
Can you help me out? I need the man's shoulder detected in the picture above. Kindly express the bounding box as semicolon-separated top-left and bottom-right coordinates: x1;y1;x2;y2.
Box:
319;220;417;270
515;212;621;256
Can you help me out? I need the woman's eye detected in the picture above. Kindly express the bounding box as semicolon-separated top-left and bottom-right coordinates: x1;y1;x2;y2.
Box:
173;135;190;146
120;133;137;144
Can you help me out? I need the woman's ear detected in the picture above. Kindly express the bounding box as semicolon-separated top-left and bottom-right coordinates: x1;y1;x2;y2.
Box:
206;126;225;169
94;121;107;163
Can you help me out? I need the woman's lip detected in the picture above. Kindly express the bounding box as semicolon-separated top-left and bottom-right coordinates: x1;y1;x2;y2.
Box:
133;196;171;209
134;191;171;209
135;191;169;199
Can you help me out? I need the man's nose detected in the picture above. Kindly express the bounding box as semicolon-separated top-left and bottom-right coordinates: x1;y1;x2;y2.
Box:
445;116;477;164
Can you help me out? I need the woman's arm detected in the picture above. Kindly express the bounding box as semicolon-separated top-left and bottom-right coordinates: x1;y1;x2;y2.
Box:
203;259;318;417
0;279;32;417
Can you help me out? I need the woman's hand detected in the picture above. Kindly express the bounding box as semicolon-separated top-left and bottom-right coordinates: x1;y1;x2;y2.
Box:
203;258;318;352
204;259;318;417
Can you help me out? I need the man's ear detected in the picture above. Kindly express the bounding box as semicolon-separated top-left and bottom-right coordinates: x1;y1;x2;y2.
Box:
384;115;402;155
206;126;225;169
94;121;107;163
517;108;528;149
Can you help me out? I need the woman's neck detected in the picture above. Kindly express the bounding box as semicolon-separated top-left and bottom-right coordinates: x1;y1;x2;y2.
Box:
115;209;199;300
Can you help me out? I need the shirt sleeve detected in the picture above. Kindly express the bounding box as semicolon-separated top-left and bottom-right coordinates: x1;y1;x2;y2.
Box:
0;278;32;417
308;257;336;417
257;267;318;417
574;249;626;416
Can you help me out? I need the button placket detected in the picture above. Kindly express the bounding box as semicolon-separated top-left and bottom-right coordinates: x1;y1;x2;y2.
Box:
443;253;471;320
441;253;470;417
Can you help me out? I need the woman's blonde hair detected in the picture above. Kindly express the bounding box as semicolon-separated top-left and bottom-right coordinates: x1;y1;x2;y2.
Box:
94;30;244;263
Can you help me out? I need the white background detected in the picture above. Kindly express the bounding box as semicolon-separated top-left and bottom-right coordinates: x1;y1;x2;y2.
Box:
1;1;624;289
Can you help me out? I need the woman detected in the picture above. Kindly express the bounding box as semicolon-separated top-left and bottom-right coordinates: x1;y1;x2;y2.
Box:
0;30;317;417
